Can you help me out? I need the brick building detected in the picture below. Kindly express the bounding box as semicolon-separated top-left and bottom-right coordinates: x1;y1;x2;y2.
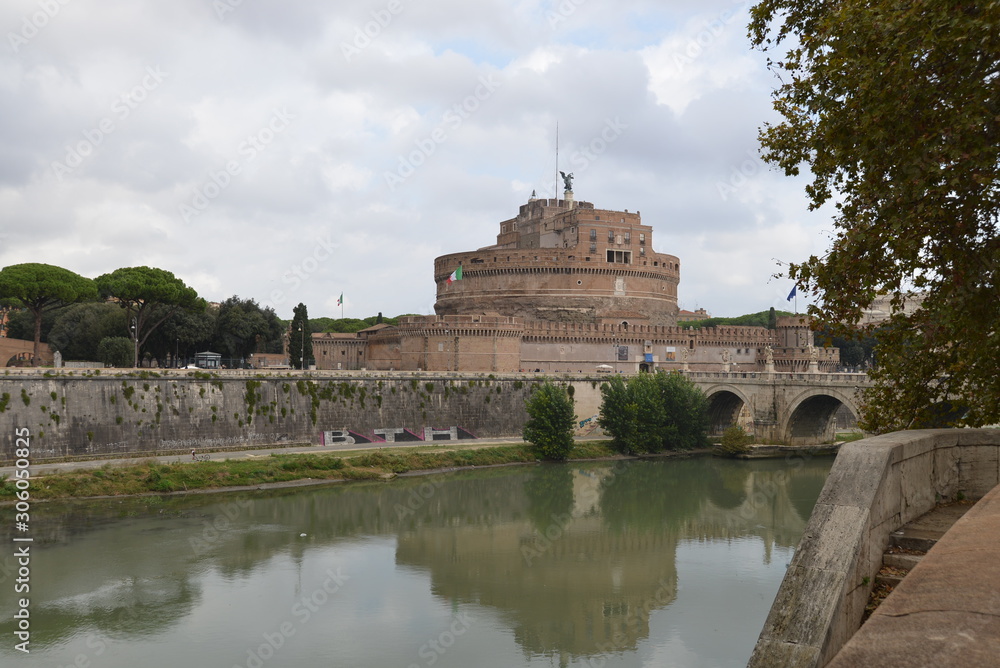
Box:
306;193;838;373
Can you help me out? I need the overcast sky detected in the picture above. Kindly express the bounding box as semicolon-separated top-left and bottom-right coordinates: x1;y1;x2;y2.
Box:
0;0;832;320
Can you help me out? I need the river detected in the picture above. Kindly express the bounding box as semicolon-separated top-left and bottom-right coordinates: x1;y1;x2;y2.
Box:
0;455;832;667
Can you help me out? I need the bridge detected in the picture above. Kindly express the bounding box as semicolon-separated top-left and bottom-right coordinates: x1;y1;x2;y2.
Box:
682;371;871;445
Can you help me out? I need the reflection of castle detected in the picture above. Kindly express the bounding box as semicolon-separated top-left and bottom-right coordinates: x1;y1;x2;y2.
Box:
394;461;825;661
308;194;837;373
395;468;679;658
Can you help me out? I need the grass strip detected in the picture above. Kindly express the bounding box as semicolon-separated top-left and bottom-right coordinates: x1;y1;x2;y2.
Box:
0;441;619;501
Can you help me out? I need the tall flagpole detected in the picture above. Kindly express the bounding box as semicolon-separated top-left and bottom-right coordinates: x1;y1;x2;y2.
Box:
555;121;559;202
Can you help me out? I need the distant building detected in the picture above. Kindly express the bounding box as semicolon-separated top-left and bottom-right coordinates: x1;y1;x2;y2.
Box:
859;293;926;325
677;308;710;323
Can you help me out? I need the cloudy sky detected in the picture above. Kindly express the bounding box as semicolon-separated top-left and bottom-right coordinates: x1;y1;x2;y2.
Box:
0;0;832;321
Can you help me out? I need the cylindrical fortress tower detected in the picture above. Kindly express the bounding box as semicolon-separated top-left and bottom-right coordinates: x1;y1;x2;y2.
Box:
434;196;680;326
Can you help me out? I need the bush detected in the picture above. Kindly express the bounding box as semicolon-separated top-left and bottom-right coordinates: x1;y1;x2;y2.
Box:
598;371;709;454
98;337;134;368
716;426;753;456
523;382;576;461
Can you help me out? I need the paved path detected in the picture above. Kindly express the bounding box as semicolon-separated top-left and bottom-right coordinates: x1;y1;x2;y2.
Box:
827;483;1000;667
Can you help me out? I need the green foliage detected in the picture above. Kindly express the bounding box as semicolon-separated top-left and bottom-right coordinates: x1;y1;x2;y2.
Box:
522;382;576;461
95;266;205;364
98;337;135;368
288;303;314;370
716;426;753;456
598;371;709;454
0;392;8;412
750;0;1000;430
48;301;126;362
680;309;792;329
308;314;413;333
0;263;98;365
210;296;285;361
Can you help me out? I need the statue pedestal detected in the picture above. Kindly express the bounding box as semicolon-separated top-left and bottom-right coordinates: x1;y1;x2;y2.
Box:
765;362;775;374
809;360;819;374
564;190;575;208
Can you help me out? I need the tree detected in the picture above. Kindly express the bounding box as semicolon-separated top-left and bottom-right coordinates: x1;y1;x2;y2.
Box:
767;307;777;330
145;307;217;367
523;382;577;460
0;263;98;365
97;337;134;368
598;371;709;453
95;267;205;366
48;302;126;361
211;296;284;362
750;1;1000;430
288;303;314;370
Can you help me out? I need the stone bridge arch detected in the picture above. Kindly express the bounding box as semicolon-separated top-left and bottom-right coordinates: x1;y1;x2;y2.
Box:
782;387;862;445
702;384;756;437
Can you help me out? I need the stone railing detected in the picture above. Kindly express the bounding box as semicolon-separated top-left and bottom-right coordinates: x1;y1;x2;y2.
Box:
748;429;1000;668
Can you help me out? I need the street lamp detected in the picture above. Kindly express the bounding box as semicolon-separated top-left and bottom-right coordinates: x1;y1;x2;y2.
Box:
131;318;138;369
299;324;305;371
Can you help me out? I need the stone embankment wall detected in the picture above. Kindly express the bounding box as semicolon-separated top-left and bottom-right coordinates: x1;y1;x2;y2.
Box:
0;371;606;463
748;428;1000;668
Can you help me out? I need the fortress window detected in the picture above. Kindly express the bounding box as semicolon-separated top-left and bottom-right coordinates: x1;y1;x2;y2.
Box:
608;230;615;243
590;243;597;253
640;247;646;256
595;215;600;220
639;233;645;245
607;250;632;264
590;229;597;241
624;232;631;244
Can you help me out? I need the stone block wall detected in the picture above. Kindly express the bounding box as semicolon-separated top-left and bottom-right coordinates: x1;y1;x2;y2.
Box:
748;429;1000;668
0;371;605;462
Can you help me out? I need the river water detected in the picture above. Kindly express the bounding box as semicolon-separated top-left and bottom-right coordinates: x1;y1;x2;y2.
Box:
0;456;832;668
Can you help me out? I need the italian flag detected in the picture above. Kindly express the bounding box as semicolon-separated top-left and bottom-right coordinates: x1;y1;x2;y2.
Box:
447;266;462;284
336;293;343;306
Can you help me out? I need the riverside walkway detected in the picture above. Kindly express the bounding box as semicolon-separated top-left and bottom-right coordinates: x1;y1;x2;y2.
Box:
825;481;1000;667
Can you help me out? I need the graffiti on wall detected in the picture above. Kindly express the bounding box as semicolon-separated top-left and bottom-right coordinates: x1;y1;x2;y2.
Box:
321;426;477;446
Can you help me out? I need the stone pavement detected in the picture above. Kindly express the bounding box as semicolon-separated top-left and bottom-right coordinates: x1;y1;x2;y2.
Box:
826;483;1000;667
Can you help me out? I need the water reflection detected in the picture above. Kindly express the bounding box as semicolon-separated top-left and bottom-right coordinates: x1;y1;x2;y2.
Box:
0;456;831;667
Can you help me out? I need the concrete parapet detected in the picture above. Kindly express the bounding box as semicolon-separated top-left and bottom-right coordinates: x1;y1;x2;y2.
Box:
748;429;1000;668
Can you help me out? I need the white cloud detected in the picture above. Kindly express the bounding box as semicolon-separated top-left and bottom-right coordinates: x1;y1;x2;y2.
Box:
0;0;832;320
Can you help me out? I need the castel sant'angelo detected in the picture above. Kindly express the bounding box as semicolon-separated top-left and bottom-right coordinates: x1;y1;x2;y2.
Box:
311;183;838;373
